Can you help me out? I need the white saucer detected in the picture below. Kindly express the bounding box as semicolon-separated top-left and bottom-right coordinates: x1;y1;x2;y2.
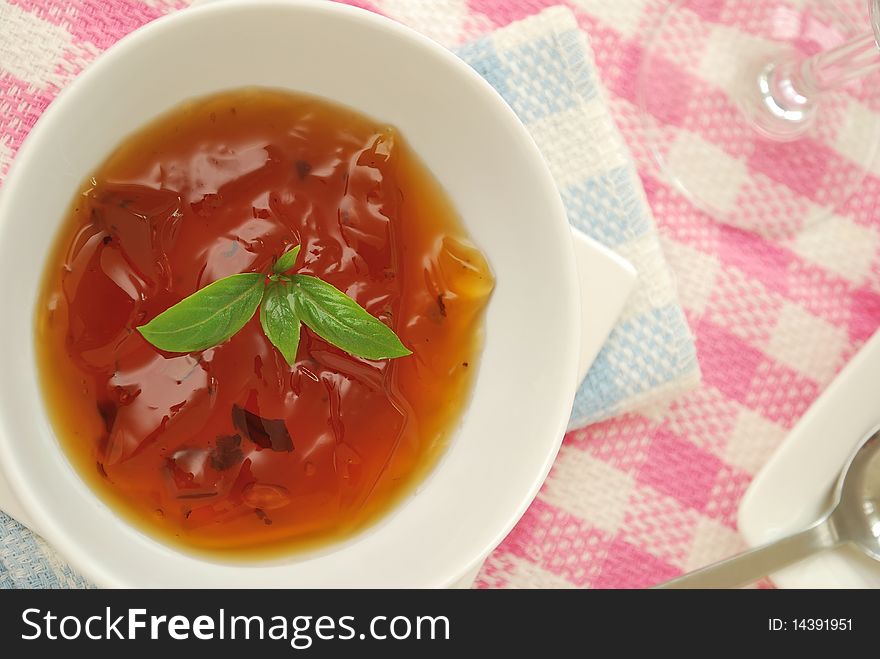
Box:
738;329;880;588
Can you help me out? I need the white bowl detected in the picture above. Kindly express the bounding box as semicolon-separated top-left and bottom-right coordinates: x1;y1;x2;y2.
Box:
0;0;634;587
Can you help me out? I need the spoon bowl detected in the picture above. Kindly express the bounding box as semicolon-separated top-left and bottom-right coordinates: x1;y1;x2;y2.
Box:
832;430;880;562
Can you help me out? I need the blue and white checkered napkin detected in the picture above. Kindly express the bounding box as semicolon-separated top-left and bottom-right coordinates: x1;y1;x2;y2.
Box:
457;6;700;429
0;5;698;588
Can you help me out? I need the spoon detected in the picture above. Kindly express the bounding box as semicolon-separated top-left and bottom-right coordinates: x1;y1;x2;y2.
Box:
656;425;880;588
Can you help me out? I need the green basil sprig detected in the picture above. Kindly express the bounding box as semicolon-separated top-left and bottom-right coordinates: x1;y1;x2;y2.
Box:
137;245;410;364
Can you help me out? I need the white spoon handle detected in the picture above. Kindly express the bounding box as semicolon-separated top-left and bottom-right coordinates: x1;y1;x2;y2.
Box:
656;517;841;589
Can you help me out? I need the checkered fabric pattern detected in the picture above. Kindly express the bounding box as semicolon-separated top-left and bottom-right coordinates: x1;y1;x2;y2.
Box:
456;10;699;428
2;0;880;589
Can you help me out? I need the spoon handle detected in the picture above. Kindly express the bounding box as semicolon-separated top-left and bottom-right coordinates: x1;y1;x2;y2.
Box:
655;517;840;589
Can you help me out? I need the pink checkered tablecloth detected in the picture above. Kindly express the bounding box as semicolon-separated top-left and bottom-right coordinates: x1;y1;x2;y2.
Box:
2;0;880;589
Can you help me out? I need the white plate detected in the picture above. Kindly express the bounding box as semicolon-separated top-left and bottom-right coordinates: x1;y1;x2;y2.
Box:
738;329;880;588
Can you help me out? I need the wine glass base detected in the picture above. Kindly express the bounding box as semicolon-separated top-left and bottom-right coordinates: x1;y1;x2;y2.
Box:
638;0;880;236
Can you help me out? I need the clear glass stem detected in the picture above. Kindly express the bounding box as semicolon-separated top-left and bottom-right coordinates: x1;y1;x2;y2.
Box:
802;32;880;94
753;31;880;140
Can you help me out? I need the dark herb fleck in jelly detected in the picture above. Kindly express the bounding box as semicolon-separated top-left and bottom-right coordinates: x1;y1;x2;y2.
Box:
232;405;293;452
96;401;117;433
210;434;244;471
295;160;312;180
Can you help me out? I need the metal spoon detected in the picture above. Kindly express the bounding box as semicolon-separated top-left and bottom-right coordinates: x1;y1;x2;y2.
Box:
656;425;880;589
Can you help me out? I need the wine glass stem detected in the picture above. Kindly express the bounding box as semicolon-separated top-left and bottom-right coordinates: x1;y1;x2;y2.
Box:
801;32;880;94
754;31;880;140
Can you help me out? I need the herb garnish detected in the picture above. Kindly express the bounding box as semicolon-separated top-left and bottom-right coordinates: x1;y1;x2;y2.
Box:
137;245;411;364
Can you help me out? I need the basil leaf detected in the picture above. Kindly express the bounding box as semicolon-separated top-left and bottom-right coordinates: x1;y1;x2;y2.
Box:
273;244;301;274
289;274;411;360
260;281;301;365
138;273;265;352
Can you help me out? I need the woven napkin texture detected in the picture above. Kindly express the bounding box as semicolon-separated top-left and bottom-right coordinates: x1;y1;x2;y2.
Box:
458;9;699;429
2;0;880;589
